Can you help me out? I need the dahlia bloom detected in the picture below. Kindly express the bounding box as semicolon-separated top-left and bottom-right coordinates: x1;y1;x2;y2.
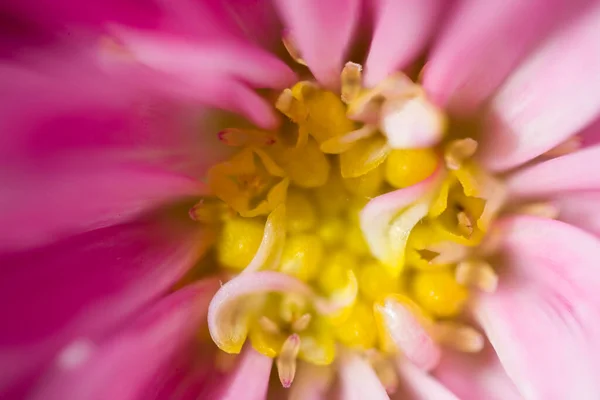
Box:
2;0;600;399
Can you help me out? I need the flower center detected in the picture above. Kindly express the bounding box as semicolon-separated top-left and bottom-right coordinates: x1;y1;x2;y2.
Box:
191;63;505;391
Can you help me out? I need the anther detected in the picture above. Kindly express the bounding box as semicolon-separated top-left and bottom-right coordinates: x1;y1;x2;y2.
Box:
433;322;484;353
341;62;363;104
258;316;281;335
445;138;478;170
457;211;474;237
291;313;312;332
277;334;301;388
455;259;498;293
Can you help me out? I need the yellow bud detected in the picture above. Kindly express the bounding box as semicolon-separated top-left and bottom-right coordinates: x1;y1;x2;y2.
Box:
216;217;264;271
280;234;324;281
411;270;468;318
336;301;377;349
286;190;317;233
249;322;285;358
384;148;438;188
359;261;400;302
345;225;370;256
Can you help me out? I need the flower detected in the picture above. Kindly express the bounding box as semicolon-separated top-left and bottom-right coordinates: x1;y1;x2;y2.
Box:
2;0;600;399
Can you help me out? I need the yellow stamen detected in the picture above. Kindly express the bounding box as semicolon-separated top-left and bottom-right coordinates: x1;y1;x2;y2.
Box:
216;217;265;271
341;62;363;104
433;322;484;353
455;259;498;293
444;138;478;170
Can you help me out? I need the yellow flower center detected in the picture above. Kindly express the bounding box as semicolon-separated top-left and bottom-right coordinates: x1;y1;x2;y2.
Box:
192;62;505;389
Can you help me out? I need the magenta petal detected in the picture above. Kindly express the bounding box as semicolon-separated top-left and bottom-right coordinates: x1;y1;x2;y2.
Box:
474;216;600;398
0;162;203;251
424;0;593;113
506;145;600;199
0;219;205;393
200;345;273;400
364;0;445;87
477;2;600;171
29;279;219;400
275;0;360;88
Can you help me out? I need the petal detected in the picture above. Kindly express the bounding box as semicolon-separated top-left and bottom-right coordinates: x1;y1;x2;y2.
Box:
289;362;333;400
29;279;219;400
275;0;361;88
478;2;600;171
0;218;205;393
474;216;600;398
506;145;600;199
364;0;445;87
0;162;202;251
200;345;273;400
337;350;390;400
207;271;313;353
433;346;520;400
555;192;600;238
423;0;593;113
394;360;458;400
360;167;442;268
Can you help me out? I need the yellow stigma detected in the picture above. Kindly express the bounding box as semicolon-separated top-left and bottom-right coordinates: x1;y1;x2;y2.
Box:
198;63;503;389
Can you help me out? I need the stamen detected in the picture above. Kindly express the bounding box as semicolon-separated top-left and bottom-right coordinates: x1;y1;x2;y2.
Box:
341;62;363;104
282;32;307;66
433;322;485;353
320;125;377;154
445;138;478;170
258;316;281;335
218;128;277;147
277;334;301;388
512;202;559;219
457;211;474;238
455;259;498;293
291;313;312;332
275;89;306;124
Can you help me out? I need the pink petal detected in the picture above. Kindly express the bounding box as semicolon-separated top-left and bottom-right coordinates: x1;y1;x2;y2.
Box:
375;298;441;371
506;145;600;199
289;362;333;400
0;218;206;394
394;360;458;400
274;0;361;88
337;350;390;400
474;216;600;398
200;345;273;400
360;167;441;265
555;192;600;238
423;0;593;113
29;279;219;400
477;2;600;171
433;345;520;400
364;0;445;87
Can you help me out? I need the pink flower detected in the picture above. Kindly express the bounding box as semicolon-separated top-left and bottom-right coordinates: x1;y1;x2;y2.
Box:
2;0;600;399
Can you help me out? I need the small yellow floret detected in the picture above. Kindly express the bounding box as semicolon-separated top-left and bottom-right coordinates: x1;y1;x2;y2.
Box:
286;190;317;233
343;165;383;197
359;261;400;302
280;234;324;281
384;148;438;188
249;322;285;358
411;270;468;318
217;217;264;270
317;251;358;295
317;218;346;247
345;225;370;256
336;301;377;349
